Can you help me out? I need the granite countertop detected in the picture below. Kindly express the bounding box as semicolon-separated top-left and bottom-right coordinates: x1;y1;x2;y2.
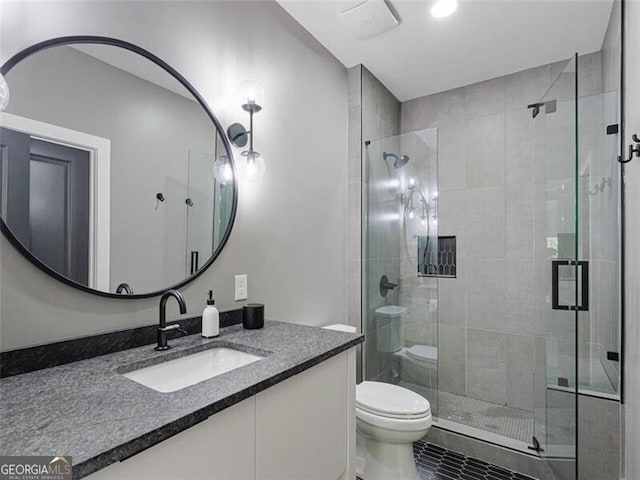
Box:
0;321;363;478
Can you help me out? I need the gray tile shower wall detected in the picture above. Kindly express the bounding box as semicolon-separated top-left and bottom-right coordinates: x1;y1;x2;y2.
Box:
348;65;402;383
347;65;363;382
399;54;606;412
577;395;620;480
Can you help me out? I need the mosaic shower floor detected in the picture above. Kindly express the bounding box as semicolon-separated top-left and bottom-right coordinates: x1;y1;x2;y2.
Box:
397;381;535;443
437;391;534;443
398;382;574;448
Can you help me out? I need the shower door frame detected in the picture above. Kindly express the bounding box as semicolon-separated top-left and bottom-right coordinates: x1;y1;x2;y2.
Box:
531;54;581;480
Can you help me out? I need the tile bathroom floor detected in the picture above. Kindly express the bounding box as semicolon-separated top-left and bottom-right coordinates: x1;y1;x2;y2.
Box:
413;440;536;480
357;440;537;479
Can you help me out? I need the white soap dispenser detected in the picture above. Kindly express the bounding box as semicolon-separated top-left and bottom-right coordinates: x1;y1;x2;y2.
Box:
201;290;219;338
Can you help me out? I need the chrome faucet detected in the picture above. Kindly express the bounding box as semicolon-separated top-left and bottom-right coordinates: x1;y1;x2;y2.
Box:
156;289;188;351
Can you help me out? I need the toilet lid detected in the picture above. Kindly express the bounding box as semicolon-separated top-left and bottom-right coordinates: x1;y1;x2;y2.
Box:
406;345;438;363
375;305;408;318
356;381;430;419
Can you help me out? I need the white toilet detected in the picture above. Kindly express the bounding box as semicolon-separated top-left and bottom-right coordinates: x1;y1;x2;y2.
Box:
356;381;432;480
322;323;432;480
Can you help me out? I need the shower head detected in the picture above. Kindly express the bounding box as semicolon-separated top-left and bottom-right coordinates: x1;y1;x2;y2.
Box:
395;154;410;168
382;152;410;169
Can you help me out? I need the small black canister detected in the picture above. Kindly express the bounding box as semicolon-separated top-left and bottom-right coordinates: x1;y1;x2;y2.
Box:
242;303;265;329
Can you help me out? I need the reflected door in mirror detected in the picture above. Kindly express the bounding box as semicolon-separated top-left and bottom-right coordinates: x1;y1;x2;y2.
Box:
1;127;90;284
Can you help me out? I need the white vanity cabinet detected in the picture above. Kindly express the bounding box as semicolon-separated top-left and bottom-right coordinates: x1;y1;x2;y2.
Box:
86;349;356;480
85;397;256;480
255;352;348;480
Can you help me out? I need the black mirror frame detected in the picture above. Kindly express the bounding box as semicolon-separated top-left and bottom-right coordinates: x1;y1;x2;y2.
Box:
0;36;238;299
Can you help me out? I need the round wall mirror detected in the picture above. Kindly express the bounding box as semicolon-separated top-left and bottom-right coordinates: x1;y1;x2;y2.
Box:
0;37;237;298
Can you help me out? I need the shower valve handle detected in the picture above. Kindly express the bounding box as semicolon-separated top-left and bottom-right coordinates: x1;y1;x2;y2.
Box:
379;275;398;297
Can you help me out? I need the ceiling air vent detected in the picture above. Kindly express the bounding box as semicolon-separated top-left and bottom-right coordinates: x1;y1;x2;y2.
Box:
339;0;400;40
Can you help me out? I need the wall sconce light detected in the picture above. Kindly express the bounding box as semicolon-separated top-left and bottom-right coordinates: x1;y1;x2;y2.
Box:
0;73;10;111
227;80;266;182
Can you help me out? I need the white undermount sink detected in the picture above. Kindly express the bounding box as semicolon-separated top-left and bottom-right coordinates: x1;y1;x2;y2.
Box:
122;347;263;393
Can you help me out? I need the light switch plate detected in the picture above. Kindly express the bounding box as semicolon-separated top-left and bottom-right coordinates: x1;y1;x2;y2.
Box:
235;274;248;301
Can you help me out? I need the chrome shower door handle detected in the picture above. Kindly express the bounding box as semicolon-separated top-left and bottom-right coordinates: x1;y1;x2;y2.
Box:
551;260;589;311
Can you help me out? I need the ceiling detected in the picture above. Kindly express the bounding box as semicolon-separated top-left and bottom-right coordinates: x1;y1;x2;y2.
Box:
276;0;615;101
72;44;195;101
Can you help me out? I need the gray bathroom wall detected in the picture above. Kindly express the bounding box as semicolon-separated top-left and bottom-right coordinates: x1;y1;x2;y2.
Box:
623;0;640;478
3;45;217;294
401;53;605;411
0;0;348;350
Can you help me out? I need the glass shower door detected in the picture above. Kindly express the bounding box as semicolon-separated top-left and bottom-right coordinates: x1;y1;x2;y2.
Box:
185;150;216;276
184;132;234;277
362;129;439;414
532;55;580;479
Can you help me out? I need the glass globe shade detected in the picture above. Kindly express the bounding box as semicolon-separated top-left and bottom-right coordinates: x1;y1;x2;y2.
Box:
405;205;418;220
0;73;10;112
237;150;266;182
237;80;266;109
213;155;234;185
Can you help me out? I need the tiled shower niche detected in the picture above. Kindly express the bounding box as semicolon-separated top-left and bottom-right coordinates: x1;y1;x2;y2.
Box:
418;236;457;278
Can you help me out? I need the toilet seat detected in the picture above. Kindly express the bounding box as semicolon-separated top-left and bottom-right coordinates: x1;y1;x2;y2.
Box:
356;381;431;419
406;345;438;363
356;406;432;433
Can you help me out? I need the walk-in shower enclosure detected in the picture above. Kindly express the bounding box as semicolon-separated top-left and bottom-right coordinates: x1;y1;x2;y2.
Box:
360;25;622;478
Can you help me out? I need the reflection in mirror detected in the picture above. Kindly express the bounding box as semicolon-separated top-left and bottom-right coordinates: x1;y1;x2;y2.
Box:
0;40;236;296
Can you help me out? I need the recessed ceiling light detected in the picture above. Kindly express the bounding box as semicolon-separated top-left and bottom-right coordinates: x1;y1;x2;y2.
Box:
431;0;459;18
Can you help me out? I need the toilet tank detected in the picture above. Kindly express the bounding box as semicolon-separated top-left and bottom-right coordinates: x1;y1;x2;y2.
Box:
374;305;408;353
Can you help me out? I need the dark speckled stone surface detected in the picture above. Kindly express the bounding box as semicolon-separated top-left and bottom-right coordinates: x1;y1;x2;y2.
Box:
0;321;363;479
0;310;243;378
